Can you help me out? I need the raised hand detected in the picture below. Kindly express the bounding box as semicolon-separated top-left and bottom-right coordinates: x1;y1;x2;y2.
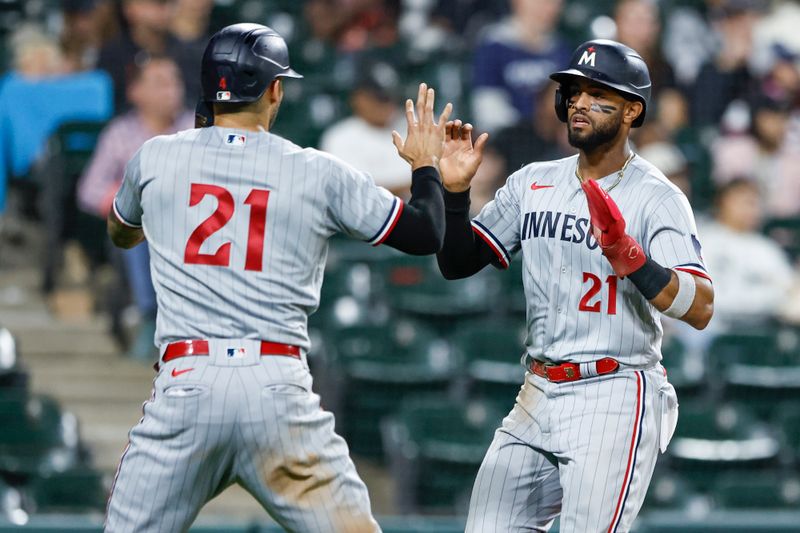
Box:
581;178;626;247
392;83;452;171
581;178;645;277
439;120;489;193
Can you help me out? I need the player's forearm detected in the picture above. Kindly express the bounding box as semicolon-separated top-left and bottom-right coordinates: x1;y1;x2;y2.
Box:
650;271;714;329
627;259;714;329
436;189;494;279
107;211;145;249
383;166;444;255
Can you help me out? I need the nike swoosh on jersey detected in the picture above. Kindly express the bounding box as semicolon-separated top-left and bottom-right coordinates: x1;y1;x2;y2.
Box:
171;368;194;377
530;182;554;191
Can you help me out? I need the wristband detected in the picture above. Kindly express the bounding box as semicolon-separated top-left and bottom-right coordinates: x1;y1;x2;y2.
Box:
627;256;672;300
663;269;696;319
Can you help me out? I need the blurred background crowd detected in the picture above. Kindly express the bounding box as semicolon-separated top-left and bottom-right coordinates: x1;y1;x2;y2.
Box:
0;0;800;530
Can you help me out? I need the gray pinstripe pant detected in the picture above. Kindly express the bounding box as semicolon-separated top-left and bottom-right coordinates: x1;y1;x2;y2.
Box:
105;339;380;533
466;366;672;533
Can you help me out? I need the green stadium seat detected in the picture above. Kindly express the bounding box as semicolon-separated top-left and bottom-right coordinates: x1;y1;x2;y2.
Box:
642;470;702;511
332;320;456;458
776;408;800;460
500;259;526;315
28;467;107;513
383;396;505;512
450;318;528;401
375;255;500;328
0;477;26;523
40;120;108;292
668;402;781;491
711;472;800;510
709;328;800;417
660;335;705;395
0;394;80;478
270;79;346;148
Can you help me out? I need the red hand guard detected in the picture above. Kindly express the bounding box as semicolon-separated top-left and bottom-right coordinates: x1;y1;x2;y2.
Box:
581;179;646;277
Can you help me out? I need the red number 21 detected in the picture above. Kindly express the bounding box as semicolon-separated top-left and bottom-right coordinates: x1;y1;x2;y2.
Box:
578;272;618;315
184;183;270;271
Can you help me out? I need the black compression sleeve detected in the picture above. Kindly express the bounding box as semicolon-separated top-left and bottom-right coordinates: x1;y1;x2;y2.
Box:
627;256;672;299
435;189;496;279
382;166;445;255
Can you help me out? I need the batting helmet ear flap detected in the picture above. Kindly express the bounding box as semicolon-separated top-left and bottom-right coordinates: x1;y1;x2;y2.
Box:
554;84;568;123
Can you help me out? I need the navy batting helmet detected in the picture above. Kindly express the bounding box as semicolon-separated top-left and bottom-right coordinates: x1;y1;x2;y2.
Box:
550;39;651;128
196;23;302;127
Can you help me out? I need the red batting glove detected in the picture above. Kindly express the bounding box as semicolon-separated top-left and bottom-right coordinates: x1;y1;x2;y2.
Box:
581;179;646;277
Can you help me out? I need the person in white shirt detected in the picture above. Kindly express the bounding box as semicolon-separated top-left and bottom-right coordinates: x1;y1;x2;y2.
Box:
699;177;795;328
320;65;410;196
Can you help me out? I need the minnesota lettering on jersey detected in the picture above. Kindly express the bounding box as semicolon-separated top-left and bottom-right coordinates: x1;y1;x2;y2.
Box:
520;210;599;249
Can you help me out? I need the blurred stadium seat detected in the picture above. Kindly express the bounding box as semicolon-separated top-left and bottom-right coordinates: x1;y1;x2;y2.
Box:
642;469;705;512
709;327;800;417
500;259;526;315
38;120;108;293
711;472;800;510
668;402;781;492
26;467;106;514
660;335;705;397
382;395;504;513
374;255;500;328
449;317;527;401
331;320;455;457
0;393;83;481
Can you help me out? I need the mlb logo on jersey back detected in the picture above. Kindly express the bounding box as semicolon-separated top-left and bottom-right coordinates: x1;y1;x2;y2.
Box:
227;347;246;358
226;134;246;146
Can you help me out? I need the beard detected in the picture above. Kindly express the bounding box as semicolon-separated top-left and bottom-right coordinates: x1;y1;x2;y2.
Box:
567;112;623;151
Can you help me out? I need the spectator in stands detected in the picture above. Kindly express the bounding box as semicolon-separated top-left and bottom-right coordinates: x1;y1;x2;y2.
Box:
614;0;677;95
430;0;508;46
638;141;692;200
304;0;400;51
319;63;409;196
97;0;175;112
481;80;572;181
470;0;571;133
698;178;794;329
689;0;764;127
0;25;111;216
77;56;192;361
10;24;65;78
169;0;213;107
59;0;103;72
711;93;800;217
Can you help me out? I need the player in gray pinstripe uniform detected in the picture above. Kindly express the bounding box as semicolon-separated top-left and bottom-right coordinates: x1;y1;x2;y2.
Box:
435;40;714;532
105;23;453;532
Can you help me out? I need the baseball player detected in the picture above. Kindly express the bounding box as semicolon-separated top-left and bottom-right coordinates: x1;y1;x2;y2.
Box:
435;40;714;532
104;23;452;532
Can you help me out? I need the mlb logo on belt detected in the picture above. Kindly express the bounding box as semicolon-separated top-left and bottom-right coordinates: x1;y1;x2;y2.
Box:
227;347;246;358
226;134;246;146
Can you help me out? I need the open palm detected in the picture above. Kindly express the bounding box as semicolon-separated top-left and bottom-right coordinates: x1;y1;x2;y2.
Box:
439;120;489;193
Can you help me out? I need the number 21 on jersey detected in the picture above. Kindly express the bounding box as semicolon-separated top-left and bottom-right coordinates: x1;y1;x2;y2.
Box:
184;183;269;271
579;272;618;315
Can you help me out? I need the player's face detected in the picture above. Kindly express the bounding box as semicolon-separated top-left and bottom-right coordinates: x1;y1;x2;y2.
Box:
565;80;626;151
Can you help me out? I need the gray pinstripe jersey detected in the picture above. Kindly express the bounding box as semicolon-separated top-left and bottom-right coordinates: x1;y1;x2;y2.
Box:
113;126;401;350
473;154;710;367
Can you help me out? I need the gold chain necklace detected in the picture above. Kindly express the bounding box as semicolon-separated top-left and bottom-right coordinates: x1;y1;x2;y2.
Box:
575;152;636;193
